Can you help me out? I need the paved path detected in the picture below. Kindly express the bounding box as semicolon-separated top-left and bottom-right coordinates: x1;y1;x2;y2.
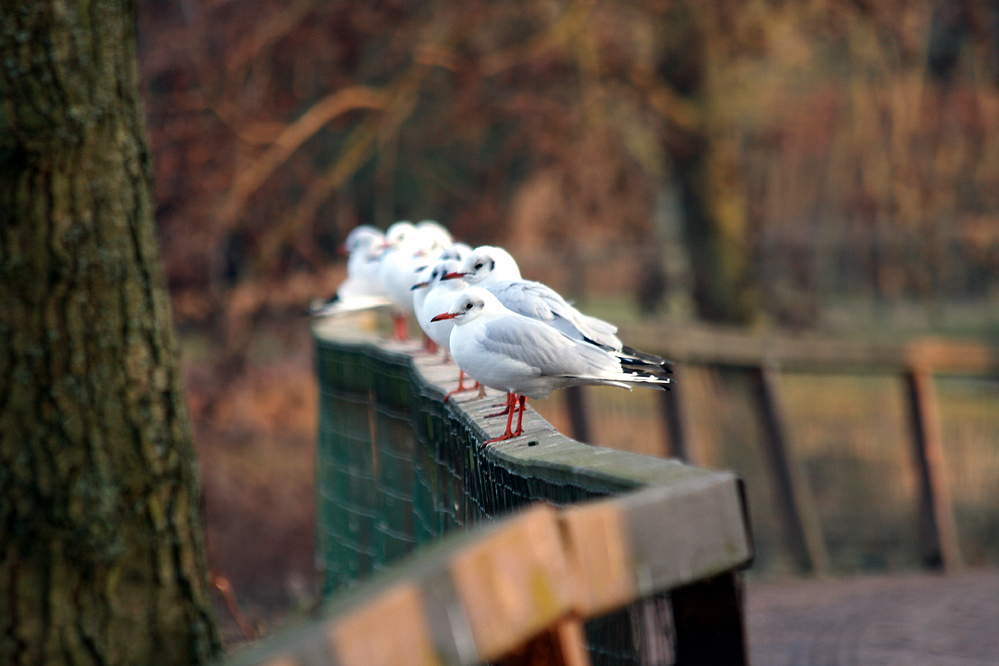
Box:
746;569;999;666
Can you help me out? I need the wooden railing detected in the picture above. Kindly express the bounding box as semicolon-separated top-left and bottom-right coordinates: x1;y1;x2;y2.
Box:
564;323;999;575
219;318;754;666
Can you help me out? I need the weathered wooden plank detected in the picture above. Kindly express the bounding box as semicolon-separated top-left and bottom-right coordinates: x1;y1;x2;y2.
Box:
559;502;635;617
331;583;441;666
448;505;575;663
559;472;752;617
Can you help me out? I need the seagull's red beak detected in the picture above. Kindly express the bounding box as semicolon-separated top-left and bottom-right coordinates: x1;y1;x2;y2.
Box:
442;271;467;281
430;312;458;322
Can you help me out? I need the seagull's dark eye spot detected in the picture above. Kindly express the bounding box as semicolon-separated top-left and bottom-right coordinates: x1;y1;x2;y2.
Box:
474;262;483;270
465;302;472;310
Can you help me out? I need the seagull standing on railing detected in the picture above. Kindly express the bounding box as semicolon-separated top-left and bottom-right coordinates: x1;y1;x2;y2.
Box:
445;245;669;367
411;260;482;399
309;225;393;316
378;221;452;340
431;287;672;444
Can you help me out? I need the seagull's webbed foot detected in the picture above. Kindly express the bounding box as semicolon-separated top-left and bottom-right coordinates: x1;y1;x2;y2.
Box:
482;395;527;446
444;371;480;402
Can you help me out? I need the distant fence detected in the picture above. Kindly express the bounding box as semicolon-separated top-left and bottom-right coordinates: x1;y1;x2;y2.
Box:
560;322;999;575
307;314;753;666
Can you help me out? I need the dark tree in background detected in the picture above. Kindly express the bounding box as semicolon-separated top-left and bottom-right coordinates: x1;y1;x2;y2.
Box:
655;2;758;325
0;1;221;664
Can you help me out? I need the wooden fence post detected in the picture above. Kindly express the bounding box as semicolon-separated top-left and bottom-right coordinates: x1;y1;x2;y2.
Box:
904;368;961;570
671;572;748;666
658;364;691;462
564;386;592;444
749;364;829;575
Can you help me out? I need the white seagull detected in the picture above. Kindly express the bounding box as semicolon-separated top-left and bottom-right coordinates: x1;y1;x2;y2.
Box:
309;225;392;316
412;260;467;352
378;221;452;339
432;287;672;444
411;260;482;398
447;247;667;369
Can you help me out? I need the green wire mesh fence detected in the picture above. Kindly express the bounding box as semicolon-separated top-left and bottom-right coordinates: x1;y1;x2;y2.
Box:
314;317;752;666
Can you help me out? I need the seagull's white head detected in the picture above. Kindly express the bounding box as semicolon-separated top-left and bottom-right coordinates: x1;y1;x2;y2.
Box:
450;246;521;285
411;259;462;292
437;242;472;263
340;225;384;255
410;222;453;258
384;221;417;248
416;220;453;243
430;287;499;325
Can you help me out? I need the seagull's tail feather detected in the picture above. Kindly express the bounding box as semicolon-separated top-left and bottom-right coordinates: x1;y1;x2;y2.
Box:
614;351;674;389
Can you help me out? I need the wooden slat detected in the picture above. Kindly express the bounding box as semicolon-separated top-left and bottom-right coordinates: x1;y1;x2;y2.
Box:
559;502;635;617
331;583;441;666
559;472;752;618
448;505;575;663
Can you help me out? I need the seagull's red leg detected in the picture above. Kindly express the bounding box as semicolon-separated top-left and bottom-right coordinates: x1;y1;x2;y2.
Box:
485;396;518;445
392;313;408;341
423;335;437;354
444;370;474;402
485;391;516;418
512;395;527;437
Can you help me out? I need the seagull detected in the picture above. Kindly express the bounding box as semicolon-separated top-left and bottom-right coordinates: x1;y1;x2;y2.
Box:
309;225;392;316
378;221;452;339
413;260;467;352
431;287;672;444
447;246;668;367
411;260;482;398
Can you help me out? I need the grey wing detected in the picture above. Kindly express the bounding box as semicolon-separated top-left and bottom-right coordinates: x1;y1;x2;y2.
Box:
479;316;619;377
488;281;556;322
489;280;620;346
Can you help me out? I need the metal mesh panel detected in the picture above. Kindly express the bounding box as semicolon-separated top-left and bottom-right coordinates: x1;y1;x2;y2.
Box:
315;332;678;665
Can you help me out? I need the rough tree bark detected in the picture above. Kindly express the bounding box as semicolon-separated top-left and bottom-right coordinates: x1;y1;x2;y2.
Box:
0;1;222;664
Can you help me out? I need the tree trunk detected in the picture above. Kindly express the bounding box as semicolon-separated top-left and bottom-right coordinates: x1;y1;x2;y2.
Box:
656;3;758;325
0;1;222;664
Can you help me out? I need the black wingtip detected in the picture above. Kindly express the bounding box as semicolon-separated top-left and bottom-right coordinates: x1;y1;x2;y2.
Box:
620;344;674;369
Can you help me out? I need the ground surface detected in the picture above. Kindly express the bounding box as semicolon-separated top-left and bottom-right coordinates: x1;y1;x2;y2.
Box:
746;569;999;666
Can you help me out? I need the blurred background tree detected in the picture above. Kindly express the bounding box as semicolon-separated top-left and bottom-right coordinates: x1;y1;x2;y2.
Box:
127;0;999;636
140;0;999;331
0;0;221;662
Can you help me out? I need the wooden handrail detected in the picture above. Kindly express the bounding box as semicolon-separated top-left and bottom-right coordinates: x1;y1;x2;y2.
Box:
617;323;999;375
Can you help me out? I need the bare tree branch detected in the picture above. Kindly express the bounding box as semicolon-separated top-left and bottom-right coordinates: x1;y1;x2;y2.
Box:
216;85;385;231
